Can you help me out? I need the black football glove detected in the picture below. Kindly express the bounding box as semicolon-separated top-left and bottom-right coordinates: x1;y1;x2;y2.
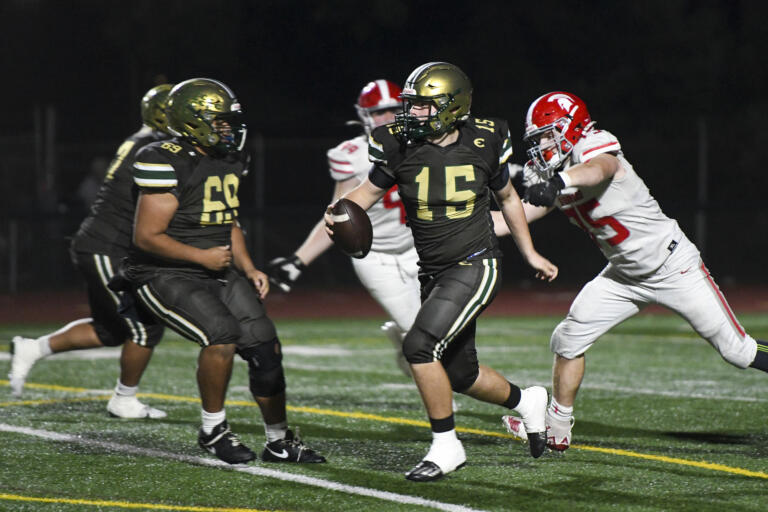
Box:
265;254;306;293
523;174;566;207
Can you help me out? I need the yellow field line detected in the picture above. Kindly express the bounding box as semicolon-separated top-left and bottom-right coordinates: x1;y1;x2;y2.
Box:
0;493;275;511
2;380;766;480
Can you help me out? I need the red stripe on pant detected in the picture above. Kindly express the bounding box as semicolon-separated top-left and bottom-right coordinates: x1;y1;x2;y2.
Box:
701;263;745;337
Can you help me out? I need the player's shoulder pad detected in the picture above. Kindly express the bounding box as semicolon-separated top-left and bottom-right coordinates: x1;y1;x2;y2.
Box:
133;139;184;189
327;135;368;179
464;116;514;166
573;128;621;163
368;123;400;165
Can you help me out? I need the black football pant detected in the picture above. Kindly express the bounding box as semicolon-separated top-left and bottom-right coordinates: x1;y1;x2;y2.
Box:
403;257;501;392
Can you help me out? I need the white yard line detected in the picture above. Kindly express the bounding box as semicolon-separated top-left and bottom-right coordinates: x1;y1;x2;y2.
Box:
0;423;486;512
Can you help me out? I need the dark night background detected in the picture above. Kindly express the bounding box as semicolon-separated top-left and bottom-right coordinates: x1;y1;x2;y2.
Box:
1;0;766;294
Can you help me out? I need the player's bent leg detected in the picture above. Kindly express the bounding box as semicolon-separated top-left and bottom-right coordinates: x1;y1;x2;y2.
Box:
461;365;548;458
198;419;256;464
751;340;768;372
237;340;325;463
107;379;167;419
665;261;759;370
107;341;166;419
353;252;419;377
381;321;412;377
8;336;49;397
405;435;466;482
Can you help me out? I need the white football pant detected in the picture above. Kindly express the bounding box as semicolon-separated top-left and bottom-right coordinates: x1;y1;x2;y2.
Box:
551;235;757;368
351;246;420;333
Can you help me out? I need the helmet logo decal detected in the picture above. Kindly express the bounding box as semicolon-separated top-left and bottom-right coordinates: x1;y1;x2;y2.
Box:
548;93;579;118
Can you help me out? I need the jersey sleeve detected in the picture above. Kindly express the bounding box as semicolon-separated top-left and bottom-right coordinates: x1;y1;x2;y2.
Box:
368;130;388;166
367;126;398;189
573;129;621;163
498;121;514;166
487;119;514;190
132;144;178;190
327;137;367;182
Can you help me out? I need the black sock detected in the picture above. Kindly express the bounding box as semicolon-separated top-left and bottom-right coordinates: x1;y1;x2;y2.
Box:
429;414;455;433
749;340;768;372
501;381;522;409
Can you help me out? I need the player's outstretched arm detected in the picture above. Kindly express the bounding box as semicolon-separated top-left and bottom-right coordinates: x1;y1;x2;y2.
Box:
266;179;362;293
494;181;558;282
492;203;553;237
562;153;622;187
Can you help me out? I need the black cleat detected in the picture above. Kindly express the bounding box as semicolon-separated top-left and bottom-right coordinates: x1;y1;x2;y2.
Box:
261;429;326;463
198;420;256;464
528;432;547;458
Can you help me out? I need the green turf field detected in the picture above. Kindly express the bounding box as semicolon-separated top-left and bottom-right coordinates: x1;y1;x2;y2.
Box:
1;314;766;511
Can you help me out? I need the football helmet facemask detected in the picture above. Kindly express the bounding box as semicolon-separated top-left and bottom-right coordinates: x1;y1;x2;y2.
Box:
165;78;246;155
140;84;174;134
395;62;472;142
523;91;594;179
354;79;403;134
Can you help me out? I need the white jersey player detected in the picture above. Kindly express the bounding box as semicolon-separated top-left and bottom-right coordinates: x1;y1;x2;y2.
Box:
500;91;768;452
266;79;420;375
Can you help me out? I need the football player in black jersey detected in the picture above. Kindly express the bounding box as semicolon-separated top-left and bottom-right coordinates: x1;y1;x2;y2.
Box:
325;62;558;481
124;78;325;465
9;85;172;419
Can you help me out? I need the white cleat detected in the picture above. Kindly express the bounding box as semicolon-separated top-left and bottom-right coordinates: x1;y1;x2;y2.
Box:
9;336;44;397
381;321;411;377
546;409;575;452
107;394;167;419
502;414;528;442
405;439;466;482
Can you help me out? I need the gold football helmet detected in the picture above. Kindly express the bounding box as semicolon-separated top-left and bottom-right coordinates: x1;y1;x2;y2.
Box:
395;62;472;142
140;84;174;134
165;78;246;155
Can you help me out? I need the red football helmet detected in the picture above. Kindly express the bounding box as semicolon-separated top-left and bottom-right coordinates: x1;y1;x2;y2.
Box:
523;91;594;179
355;79;403;132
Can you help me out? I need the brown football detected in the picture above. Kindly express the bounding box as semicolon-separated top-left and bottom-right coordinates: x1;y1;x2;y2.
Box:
328;198;373;259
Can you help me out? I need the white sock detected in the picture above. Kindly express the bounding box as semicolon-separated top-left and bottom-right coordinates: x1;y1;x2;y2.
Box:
37;336;53;357
548;397;573;421
425;429;465;472
201;409;226;434
264;421;288;443
431;429;458;444
114;379;138;397
513;387;538;417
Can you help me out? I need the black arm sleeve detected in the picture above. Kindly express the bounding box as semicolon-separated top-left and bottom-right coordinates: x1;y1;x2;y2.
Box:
369;164;396;189
488;164;510;191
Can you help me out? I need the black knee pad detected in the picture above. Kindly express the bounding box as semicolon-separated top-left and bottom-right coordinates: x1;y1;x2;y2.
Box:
445;363;479;393
238;338;285;397
402;326;437;364
93;321;124;347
